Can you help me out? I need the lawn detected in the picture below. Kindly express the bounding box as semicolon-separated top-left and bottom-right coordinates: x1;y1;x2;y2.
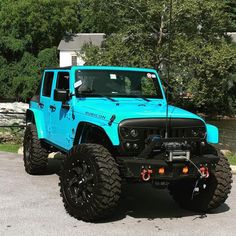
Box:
226;153;236;165
0;144;21;153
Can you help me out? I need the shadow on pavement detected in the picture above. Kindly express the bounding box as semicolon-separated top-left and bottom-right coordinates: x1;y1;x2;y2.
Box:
43;157;63;175
97;183;230;223
43;157;230;222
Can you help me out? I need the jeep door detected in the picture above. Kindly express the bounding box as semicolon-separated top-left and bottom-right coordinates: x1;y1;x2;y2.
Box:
39;71;55;138
49;71;72;149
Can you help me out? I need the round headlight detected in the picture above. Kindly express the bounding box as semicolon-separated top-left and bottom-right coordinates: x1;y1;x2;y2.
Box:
130;129;139;138
191;129;198;137
191;128;206;138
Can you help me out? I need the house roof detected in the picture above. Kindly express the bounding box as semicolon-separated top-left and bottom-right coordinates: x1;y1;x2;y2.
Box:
58;33;105;51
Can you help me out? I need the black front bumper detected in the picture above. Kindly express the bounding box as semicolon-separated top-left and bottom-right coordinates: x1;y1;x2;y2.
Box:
118;154;219;181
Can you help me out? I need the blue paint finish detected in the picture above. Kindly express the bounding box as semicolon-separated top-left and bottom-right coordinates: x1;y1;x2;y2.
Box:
27;107;47;139
206;124;219;144
29;65;220;151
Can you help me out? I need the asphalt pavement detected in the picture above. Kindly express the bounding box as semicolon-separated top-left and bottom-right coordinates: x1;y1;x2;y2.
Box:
0;151;235;236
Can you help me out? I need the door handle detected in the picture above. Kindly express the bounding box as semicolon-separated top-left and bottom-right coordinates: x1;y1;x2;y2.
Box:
50;105;56;111
62;103;70;110
39;102;44;108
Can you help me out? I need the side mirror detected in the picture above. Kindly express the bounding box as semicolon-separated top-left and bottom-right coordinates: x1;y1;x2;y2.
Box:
54;89;68;102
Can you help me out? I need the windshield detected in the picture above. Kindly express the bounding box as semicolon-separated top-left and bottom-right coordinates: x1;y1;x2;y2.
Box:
75;70;163;99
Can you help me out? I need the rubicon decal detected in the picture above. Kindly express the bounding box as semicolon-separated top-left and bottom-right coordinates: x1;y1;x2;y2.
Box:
85;112;106;120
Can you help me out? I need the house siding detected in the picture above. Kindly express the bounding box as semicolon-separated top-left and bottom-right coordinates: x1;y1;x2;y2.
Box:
228;32;236;42
59;51;85;67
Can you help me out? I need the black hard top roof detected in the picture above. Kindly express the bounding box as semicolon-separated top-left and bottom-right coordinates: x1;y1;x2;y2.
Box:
44;66;72;70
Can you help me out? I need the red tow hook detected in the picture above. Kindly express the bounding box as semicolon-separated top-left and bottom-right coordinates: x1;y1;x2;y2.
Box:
200;166;209;178
141;167;153;182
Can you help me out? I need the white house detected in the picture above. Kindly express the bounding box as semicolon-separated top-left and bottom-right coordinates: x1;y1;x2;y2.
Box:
227;32;236;42
58;33;105;67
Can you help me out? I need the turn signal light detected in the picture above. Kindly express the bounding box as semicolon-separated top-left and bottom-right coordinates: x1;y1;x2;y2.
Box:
158;167;165;174
182;166;189;174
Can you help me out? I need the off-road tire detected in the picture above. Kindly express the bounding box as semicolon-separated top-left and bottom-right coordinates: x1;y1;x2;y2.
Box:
59;144;121;222
169;152;232;212
23;124;48;174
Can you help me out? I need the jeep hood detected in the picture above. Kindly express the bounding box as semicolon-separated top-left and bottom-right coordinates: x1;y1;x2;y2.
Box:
76;98;204;124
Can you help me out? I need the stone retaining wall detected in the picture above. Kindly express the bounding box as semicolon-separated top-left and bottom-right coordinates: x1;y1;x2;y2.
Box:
0;102;28;126
0;102;28;143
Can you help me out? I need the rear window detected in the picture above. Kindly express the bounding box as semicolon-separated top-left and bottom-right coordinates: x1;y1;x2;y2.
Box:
42;72;54;97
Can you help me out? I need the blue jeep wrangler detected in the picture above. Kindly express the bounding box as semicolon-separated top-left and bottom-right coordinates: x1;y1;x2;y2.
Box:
24;66;232;221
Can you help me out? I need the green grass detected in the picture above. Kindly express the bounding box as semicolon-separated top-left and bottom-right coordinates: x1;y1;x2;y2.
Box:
0;144;21;153
226;153;236;165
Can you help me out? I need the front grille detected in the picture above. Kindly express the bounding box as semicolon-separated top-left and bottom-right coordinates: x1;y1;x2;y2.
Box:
145;126;206;139
118;118;206;156
119;118;206;140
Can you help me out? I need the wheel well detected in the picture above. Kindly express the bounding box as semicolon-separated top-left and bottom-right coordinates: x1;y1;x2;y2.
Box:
73;122;115;154
26;110;35;124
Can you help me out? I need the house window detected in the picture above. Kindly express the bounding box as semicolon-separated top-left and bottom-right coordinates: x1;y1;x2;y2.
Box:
71;56;77;66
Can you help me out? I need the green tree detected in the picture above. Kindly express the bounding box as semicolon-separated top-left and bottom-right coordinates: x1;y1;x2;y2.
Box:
224;0;236;31
0;0;80;59
38;47;59;69
82;0;236;115
78;0;122;34
11;48;59;101
0;0;78;101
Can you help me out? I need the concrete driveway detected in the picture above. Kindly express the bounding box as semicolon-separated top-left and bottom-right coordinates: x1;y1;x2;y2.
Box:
0;151;235;236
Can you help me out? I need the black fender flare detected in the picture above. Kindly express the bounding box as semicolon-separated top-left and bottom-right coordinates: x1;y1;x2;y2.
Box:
73;122;113;147
26;109;35;124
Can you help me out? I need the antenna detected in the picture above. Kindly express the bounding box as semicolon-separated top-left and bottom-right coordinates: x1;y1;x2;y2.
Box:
165;0;173;139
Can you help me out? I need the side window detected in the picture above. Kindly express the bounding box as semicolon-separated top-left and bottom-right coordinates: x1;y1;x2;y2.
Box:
57;72;70;90
42;72;54;97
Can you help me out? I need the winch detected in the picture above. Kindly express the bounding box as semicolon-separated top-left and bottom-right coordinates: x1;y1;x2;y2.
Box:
164;142;191;162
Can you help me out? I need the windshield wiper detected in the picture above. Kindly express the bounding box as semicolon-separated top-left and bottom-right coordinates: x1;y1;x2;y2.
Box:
130;95;150;102
78;92;117;102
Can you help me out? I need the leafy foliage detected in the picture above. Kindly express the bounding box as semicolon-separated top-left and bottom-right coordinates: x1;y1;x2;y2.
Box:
0;0;76;101
224;0;236;31
82;0;236;115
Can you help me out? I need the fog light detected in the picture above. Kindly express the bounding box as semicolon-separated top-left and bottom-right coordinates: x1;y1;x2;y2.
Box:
182;166;189;174
126;142;131;149
200;141;205;147
158;167;165;174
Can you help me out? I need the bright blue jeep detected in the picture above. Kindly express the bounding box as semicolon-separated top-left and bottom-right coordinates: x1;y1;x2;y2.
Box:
24;66;232;221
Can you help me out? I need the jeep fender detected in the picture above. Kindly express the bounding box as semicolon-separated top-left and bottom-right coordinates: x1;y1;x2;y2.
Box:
206;124;219;144
74;122;120;146
26;108;46;139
